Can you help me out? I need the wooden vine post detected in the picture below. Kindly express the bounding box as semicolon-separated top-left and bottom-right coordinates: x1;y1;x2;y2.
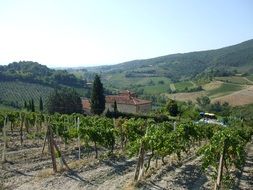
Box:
19;113;23;146
42;121;70;173
1;116;7;163
77;117;81;160
48;124;57;173
214;141;226;190
134;141;145;181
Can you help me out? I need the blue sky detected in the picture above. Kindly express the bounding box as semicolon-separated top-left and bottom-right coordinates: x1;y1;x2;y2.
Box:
0;0;252;67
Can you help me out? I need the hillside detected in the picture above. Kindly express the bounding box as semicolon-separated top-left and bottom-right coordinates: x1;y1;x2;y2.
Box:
87;39;253;81
0;61;84;88
0;61;86;110
82;39;253;106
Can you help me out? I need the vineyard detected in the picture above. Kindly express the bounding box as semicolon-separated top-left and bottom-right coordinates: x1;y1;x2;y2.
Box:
0;81;54;108
0;111;253;190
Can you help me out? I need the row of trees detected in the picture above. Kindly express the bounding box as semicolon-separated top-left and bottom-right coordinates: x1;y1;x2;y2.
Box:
23;97;43;112
47;74;105;115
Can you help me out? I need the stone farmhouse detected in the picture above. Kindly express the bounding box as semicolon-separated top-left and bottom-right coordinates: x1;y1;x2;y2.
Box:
82;90;152;114
105;90;151;114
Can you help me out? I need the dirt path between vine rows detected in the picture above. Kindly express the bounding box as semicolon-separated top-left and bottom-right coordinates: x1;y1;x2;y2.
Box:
237;141;253;190
8;154;214;190
140;155;212;190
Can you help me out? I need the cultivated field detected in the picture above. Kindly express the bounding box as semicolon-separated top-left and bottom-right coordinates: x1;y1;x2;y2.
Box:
0;130;212;190
212;85;253;106
165;77;253;106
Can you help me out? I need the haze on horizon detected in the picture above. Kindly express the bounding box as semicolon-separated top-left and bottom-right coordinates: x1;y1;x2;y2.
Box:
0;0;252;68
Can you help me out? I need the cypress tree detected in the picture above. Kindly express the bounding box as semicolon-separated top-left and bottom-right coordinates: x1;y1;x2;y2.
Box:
113;100;118;112
28;100;32;111
113;100;118;118
24;100;27;109
31;99;35;112
90;75;105;115
39;97;43;112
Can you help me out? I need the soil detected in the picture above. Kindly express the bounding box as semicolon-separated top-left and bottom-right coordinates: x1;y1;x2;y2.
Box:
212;85;253;106
1;133;253;190
235;141;253;190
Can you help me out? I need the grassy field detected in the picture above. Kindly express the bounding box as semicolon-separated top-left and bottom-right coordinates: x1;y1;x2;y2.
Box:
0;104;18;111
105;74;172;94
246;75;253;82
215;76;251;85
212;85;253;106
174;81;194;91
143;84;171;95
207;82;244;97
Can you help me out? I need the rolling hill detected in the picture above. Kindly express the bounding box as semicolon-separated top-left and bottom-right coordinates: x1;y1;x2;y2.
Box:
86;39;253;80
0;61;86;110
83;39;253;106
1;39;253;110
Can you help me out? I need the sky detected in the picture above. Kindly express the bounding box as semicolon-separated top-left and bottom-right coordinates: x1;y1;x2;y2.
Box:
0;0;252;68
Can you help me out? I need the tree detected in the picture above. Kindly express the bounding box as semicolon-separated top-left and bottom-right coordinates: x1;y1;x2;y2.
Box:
29;99;35;112
24;100;27;110
39;97;43;112
47;88;82;114
196;96;211;110
113;100;118;113
166;99;179;116
90;75;105;115
113;100;118;117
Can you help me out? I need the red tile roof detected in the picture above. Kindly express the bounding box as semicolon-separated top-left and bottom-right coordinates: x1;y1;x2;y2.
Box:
82;91;151;111
82;99;91;110
106;94;151;105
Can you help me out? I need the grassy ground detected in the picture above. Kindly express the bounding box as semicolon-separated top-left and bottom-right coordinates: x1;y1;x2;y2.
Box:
215;76;251;85
246;74;253;82
174;81;194;91
0;104;18;111
143;84;171;94
207;82;243;98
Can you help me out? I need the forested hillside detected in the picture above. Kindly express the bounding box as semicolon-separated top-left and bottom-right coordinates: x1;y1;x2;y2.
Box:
87;39;253;81
0;61;84;88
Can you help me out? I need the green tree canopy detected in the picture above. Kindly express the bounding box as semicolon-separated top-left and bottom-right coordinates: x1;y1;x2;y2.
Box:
39;97;43;112
196;96;211;110
47;88;82;114
166;99;179;116
90;75;105;115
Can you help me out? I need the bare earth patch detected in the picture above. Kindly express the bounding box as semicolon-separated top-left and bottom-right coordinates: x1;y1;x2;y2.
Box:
202;81;223;91
164;91;206;103
234;141;253;190
212;85;253;106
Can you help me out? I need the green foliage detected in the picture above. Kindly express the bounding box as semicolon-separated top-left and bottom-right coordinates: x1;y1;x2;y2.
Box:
47;88;82;114
179;103;200;120
39;97;43;112
86;39;253;83
231;104;253;126
1;108;252;186
90;75;105;115
209;101;231;117
0;61;84;88
0;81;54;109
198;127;252;187
196;96;211;110
79;116;116;156
166;99;179;116
207;83;243;97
